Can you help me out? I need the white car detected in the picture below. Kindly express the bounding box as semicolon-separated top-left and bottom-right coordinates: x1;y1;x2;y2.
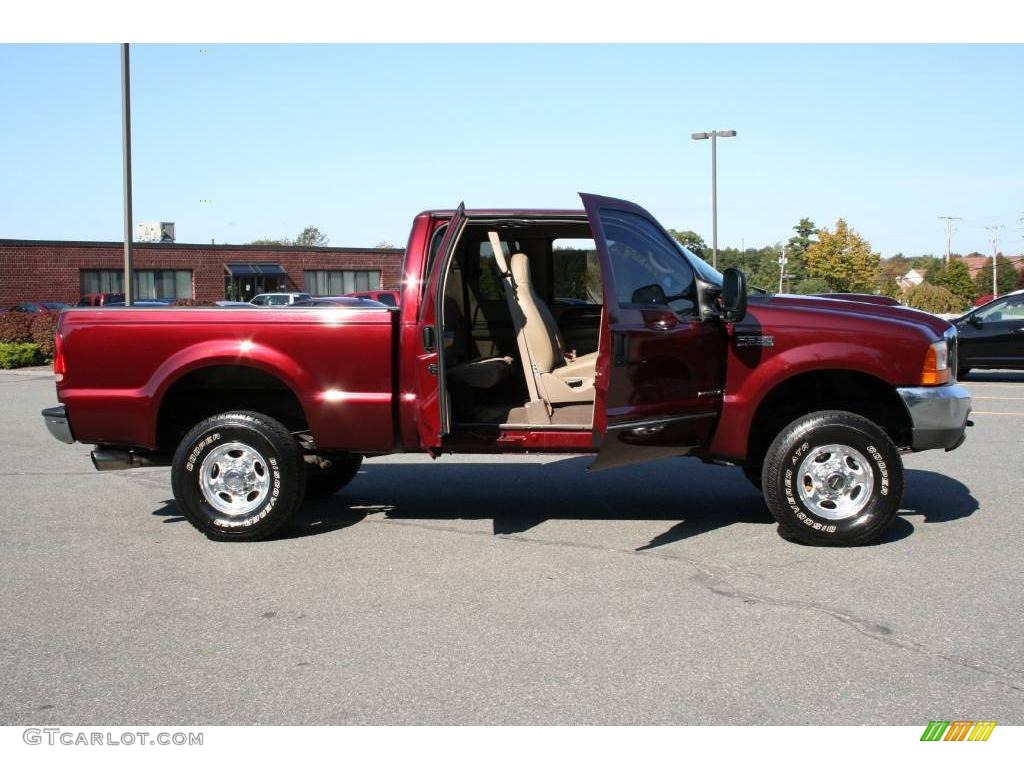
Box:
249;292;311;307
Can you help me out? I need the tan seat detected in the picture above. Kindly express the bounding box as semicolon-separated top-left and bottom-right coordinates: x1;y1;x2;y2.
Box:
509;253;596;405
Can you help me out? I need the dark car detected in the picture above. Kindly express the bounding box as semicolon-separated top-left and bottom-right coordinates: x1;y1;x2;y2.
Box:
290;296;388;308
953;290;1024;377
78;293;125;307
8;301;70;313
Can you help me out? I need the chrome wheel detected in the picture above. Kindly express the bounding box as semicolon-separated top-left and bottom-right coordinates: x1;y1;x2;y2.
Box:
795;443;874;521
199;442;272;516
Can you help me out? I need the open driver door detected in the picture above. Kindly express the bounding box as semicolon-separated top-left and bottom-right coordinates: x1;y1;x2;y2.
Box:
581;193;728;470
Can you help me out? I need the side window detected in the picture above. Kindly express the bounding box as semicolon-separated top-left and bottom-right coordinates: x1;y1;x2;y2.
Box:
251;296;266;306
552;239;603;305
478;240;511;301
976;295;1024;322
376;293;397;307
598;209;696;315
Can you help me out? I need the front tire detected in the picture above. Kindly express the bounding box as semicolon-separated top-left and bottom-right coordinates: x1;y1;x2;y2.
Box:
171;411;306;541
762;410;903;546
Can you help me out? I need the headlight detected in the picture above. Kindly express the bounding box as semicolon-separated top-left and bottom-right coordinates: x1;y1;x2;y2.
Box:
921;339;950;385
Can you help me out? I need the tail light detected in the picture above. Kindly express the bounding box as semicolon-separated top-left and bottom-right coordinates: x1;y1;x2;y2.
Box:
53;332;66;382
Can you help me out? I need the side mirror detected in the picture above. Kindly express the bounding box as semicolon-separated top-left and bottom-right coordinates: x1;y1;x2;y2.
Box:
970;314;983;329
721;268;748;323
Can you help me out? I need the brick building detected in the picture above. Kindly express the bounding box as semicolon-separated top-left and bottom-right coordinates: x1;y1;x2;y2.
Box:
0;239;405;306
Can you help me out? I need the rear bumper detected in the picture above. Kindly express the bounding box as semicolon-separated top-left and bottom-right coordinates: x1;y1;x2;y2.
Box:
896;383;972;452
42;405;74;444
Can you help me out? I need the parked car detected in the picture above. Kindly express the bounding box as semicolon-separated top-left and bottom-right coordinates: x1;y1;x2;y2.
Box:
214;300;253;307
41;194;971;546
291;296;389;308
103;298;177;308
953;289;1024;377
249;292;311;306
346;289;400;307
78;293;125;307
6;301;70;313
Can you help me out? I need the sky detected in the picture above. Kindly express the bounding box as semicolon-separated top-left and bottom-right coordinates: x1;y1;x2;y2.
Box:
1;44;1022;257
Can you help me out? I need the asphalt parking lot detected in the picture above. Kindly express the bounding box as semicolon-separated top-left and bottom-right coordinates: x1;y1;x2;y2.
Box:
1;367;1022;725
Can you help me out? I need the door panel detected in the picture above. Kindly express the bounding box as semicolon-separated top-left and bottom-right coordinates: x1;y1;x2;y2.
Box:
415;204;466;449
581;193;727;470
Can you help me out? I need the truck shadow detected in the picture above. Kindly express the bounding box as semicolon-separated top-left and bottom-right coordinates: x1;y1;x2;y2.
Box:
314;459;977;549
147;462;977;546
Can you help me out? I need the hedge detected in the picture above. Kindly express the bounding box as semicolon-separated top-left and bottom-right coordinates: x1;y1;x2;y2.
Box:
0;312;33;343
29;312;59;359
0;342;41;369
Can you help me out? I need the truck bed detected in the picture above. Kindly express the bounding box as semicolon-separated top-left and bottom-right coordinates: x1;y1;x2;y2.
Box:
56;306;397;453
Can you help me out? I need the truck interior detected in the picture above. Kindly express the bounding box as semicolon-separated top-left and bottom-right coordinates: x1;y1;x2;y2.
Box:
439;219;603;430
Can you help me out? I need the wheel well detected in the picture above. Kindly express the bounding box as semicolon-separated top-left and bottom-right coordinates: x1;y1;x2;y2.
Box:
156;365;308;452
746;370;911;467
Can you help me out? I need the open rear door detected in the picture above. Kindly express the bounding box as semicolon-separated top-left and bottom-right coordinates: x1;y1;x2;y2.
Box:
581;193;727;470
414;203;467;450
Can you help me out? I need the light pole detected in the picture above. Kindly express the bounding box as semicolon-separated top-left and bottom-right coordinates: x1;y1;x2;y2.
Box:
691;129;736;270
121;43;134;306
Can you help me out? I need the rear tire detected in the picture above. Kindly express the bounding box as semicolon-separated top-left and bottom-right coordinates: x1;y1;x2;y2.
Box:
171;411;306;541
305;453;363;499
762;410;903;546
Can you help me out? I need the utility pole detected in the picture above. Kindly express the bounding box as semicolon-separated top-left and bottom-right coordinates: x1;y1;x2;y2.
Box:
937;216;961;265
985;224;1004;299
121;43;134;306
778;244;787;294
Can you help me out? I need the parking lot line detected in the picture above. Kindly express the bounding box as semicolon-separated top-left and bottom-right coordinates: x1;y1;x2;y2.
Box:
970;411;1024;416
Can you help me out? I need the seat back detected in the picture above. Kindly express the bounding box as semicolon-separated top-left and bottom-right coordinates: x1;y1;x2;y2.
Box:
510;252;564;375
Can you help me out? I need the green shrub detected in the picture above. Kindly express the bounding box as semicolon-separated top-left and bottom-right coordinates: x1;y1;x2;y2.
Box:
0;312;33;343
792;277;831;295
29;311;59;359
903;282;960;314
0;342;41;368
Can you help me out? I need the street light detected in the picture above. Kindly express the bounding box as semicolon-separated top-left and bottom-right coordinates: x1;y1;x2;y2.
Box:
691;129;737;270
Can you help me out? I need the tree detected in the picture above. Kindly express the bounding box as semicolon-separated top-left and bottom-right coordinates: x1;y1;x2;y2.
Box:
877;255;910;298
973;254;1020;296
903;282;960;314
784;217;816;283
793;277;831;295
932;259;976;311
249;237;292;246
803;219;880;293
374;241;396;249
668;229;707;259
295;226;329;247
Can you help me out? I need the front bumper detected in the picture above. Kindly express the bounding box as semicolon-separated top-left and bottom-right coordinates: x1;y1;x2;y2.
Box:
42;405;74;444
896;383;972;452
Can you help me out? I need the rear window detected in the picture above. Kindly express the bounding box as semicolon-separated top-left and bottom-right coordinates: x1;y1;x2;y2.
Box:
553;239;602;304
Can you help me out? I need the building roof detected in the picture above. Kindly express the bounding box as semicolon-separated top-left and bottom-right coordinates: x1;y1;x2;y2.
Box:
0;238;404;254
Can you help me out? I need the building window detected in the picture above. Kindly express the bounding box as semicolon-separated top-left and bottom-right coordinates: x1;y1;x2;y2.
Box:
80;269;193;300
304;270;381;296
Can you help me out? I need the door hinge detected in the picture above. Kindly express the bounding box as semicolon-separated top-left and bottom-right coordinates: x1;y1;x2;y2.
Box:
427;363;438;376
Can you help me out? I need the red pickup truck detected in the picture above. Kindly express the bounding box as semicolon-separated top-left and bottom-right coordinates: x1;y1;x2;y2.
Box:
42;194;971;545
